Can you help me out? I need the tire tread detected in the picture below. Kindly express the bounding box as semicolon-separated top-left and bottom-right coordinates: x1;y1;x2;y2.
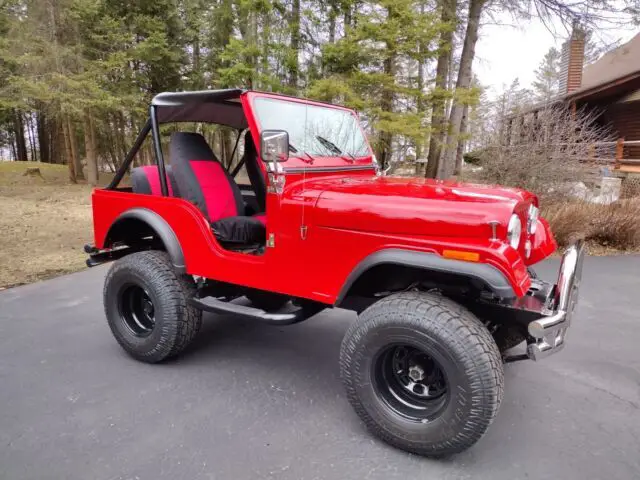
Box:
340;291;504;456
103;251;202;362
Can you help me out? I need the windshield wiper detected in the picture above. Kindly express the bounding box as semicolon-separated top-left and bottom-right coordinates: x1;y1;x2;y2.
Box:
316;136;342;155
289;143;315;164
316;136;356;162
302;151;316;164
343;151;356;162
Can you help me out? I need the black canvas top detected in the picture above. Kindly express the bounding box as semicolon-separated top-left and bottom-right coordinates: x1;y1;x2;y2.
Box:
151;89;247;129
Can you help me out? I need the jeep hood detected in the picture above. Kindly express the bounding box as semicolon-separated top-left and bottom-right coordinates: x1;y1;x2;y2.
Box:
311;175;533;238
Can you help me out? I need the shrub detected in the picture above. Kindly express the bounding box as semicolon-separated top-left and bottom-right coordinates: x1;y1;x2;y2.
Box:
543;199;640;249
469;105;615;203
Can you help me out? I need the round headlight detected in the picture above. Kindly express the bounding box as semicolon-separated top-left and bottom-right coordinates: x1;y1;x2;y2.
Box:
507;214;522;249
528;204;539;234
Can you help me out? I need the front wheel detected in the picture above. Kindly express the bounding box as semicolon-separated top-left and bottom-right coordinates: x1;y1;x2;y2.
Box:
103;251;202;363
340;291;504;457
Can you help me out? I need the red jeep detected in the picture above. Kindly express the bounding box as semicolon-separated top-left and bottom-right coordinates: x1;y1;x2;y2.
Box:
87;89;584;456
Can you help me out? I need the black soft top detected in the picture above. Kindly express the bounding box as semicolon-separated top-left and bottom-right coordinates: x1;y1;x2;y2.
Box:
151;89;247;129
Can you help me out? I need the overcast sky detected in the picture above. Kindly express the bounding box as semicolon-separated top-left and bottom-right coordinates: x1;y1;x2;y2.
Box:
474;12;639;97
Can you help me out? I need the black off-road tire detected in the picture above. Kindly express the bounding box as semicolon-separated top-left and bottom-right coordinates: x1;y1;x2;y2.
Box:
340;291;504;457
103;251;202;363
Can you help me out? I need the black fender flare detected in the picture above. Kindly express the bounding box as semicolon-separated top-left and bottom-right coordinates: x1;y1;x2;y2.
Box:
335;248;515;306
104;208;186;272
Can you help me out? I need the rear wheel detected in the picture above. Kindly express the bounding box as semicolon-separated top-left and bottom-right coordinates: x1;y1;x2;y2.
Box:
103;251;202;363
340;291;503;457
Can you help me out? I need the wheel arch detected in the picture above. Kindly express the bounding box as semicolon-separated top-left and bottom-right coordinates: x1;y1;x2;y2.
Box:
104;208;186;272
335;249;516;307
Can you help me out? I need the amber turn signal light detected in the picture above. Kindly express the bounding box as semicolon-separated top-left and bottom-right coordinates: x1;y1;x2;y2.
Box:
442;250;480;262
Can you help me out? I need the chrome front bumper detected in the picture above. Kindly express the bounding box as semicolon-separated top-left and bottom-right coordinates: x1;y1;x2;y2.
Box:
526;240;585;361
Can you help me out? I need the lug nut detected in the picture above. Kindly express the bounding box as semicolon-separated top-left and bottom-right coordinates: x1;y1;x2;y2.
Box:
408;365;425;382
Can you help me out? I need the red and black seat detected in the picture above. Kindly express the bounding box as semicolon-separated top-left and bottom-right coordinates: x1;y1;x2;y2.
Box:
131;165;181;197
169;132;266;246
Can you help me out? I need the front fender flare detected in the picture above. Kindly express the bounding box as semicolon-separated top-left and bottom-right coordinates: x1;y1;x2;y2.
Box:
104;208;185;272
335;249;516;306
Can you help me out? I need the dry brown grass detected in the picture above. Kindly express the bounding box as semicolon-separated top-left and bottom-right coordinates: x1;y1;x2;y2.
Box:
543;199;640;250
0;162;116;289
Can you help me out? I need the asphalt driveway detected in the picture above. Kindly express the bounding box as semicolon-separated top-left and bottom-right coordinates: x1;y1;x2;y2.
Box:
1;255;639;480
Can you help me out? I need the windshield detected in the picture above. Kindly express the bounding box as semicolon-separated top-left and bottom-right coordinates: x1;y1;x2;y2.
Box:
253;97;370;158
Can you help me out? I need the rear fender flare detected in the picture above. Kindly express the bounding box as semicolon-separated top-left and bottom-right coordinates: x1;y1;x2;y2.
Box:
335;249;515;306
104;208;185;272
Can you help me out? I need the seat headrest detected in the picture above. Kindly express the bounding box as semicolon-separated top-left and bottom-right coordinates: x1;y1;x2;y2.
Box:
170;132;220;164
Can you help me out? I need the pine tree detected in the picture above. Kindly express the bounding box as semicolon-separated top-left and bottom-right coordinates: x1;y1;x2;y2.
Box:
309;0;442;169
532;47;561;102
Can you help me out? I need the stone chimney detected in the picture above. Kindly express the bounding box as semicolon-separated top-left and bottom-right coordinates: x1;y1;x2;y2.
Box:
559;25;586;94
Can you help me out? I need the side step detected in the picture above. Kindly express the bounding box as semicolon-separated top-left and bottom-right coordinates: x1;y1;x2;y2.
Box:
189;296;323;325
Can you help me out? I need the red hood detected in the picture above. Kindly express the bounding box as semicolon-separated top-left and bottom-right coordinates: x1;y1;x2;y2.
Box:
309;175;535;238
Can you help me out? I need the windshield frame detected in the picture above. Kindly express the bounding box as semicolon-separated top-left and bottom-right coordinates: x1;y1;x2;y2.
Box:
245;92;373;169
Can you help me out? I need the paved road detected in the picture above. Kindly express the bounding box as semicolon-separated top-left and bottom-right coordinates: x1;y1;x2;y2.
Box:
1;256;639;480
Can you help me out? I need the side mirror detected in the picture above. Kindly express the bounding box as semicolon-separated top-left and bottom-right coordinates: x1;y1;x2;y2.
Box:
260;130;289;163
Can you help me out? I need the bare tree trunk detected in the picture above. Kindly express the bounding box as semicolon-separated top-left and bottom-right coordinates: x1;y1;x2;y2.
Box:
63;116;77;183
90;117;99;176
13;110;28;161
415;3;427;175
106;138;119;172
260;12;269;83
193;30;201;88
416;56;425;158
117;112;129;159
344;2;352;30
328;4;336;44
440;0;485;178
51;118;65;164
454;105;469;175
10;137;17;161
223;130;234;169
425;0;457;178
247;7;258;89
289;0;301;89
376;6;398;170
27;114;37;161
68;117;84;179
84;114;98;186
147;144;154;166
104;119;119;170
236;0;258;89
37;109;49;163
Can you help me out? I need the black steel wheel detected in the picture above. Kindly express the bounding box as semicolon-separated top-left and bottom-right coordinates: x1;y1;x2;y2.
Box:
340;291;504;457
119;285;156;337
104;251;202;363
374;345;449;422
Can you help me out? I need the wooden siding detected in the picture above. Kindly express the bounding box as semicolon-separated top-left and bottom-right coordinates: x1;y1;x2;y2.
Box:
604;101;640;160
